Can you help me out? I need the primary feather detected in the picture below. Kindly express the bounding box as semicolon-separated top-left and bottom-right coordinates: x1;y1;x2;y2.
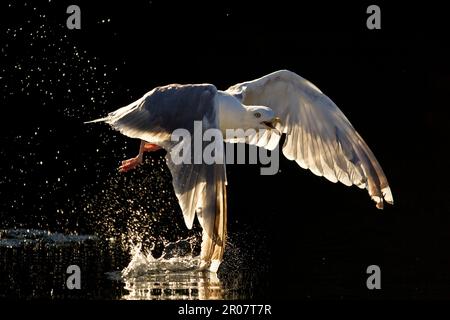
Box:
227;70;393;208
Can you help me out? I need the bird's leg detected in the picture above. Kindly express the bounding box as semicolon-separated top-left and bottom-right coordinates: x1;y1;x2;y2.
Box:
118;140;145;172
118;140;162;173
142;142;162;152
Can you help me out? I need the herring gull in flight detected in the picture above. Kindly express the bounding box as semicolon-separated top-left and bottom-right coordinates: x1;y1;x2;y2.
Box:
86;70;393;272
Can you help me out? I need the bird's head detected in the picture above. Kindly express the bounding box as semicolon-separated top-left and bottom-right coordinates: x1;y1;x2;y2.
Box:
217;91;281;135
244;105;282;134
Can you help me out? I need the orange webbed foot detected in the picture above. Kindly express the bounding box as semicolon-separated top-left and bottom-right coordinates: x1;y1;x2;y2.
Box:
118;156;143;173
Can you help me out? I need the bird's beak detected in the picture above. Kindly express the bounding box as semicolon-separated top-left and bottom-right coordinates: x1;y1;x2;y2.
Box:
261;117;282;135
262;117;282;129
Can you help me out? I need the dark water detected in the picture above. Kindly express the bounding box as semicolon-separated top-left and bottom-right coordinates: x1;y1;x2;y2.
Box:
0;228;267;300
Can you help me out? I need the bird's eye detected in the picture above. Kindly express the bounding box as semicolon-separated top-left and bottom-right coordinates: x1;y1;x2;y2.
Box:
254;112;261;118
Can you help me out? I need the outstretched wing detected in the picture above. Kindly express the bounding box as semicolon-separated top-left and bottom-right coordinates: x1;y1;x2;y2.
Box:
93;84;227;265
227;70;393;209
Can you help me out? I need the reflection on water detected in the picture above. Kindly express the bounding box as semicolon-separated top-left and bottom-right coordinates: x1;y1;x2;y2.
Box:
0;229;98;248
113;270;224;300
0;229;259;300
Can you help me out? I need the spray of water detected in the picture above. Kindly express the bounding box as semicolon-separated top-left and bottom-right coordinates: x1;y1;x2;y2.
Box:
115;240;224;300
0;4;267;299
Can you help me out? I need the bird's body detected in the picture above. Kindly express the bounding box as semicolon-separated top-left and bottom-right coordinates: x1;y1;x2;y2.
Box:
87;70;393;272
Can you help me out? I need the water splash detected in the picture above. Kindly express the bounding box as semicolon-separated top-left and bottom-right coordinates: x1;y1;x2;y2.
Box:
122;238;199;277
113;238;224;300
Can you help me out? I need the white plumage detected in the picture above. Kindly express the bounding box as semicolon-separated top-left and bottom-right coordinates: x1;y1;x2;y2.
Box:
227;70;393;207
87;70;393;272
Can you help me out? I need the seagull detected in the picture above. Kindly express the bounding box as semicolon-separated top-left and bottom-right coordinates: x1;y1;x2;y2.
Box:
86;70;393;272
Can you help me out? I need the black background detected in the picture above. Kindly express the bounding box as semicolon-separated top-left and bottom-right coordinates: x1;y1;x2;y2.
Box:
1;0;450;300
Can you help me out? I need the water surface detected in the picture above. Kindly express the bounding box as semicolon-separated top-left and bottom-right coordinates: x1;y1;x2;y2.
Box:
0;228;263;300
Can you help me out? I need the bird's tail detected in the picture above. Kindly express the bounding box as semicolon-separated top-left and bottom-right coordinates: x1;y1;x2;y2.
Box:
83;96;144;125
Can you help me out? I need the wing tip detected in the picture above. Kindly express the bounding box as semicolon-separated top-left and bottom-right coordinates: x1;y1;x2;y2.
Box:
372;186;394;210
371;195;384;209
382;186;394;205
